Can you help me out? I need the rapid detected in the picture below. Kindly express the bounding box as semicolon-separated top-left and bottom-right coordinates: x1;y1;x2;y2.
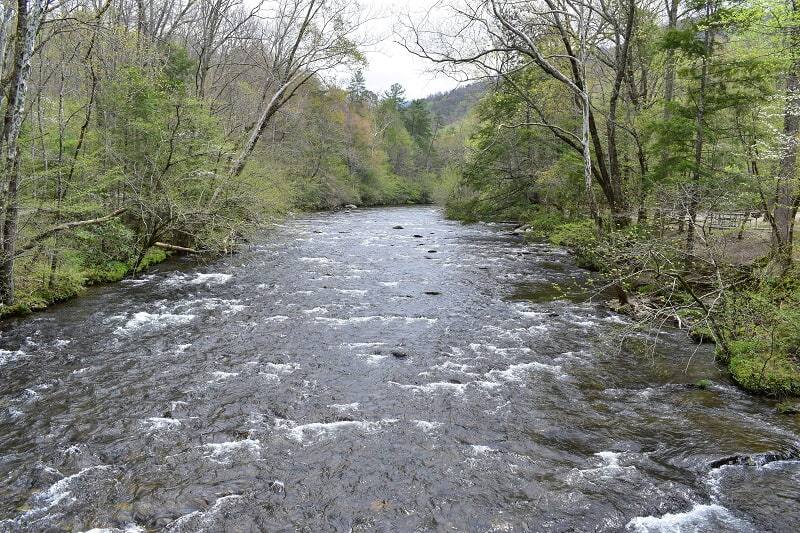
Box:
1;206;798;532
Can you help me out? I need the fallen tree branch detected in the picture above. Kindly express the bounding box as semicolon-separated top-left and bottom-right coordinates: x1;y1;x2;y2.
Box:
154;242;200;254
19;208;127;253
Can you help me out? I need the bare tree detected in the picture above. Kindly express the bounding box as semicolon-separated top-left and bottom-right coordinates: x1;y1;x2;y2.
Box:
401;0;644;228
226;0;365;180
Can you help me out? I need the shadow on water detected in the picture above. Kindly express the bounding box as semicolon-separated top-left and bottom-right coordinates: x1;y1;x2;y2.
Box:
508;280;595;304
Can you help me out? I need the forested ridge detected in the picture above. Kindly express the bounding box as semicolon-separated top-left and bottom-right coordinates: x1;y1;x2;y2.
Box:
0;0;444;317
417;0;800;398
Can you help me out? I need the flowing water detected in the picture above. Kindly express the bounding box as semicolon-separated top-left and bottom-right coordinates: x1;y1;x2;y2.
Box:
1;206;798;532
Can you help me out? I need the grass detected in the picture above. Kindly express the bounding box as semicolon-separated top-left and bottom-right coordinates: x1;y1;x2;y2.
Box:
0;247;170;319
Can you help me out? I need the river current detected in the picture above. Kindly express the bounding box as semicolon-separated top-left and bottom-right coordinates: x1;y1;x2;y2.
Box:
0;206;798;532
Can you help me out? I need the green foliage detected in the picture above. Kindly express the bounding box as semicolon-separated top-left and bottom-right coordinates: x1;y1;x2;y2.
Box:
696;379;713;389
549;221;603;270
521;207;569;238
136;248;169;272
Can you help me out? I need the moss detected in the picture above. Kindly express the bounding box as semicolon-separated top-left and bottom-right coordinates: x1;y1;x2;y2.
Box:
85;261;130;284
136;248;169;272
689;324;715;344
696;379;713;389
1;247;171;319
709;268;800;397
726;339;800;397
0;302;33;318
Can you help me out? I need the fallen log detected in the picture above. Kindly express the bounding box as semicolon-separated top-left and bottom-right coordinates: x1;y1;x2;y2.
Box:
154;241;200;254
19;208;127;253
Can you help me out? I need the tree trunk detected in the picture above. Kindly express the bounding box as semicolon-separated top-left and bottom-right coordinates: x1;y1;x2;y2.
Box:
663;0;680;121
686;8;712;270
0;0;43;305
606;0;636;228
771;0;799;269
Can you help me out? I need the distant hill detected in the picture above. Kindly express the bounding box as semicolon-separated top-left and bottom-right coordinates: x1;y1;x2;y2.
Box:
423;81;490;126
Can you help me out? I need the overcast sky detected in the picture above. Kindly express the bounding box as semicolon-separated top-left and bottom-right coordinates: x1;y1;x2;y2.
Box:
358;0;462;100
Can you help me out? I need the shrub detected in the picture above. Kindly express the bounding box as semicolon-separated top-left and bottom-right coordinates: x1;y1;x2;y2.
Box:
549;220;602;270
726;338;800;397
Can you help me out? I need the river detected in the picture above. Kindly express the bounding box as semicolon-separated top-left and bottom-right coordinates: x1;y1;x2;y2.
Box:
1;206;798;532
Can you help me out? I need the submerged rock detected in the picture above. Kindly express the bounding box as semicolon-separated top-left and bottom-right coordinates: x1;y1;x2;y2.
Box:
392;225;404;229
708;448;800;469
511;224;530;235
413;234;423;238
694;379;713;390
424;291;441;296
344;204;358;209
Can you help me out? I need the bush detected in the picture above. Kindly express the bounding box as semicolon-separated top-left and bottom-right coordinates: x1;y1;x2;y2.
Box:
549;220;603;270
726;339;800;397
520;208;569;238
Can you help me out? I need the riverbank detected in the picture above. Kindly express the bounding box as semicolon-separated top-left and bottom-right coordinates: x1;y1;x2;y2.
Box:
0;202;431;321
448;205;800;400
0;247;171;320
2;205;798;531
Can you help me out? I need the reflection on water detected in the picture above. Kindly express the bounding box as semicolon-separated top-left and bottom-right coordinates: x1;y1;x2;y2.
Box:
0;206;798;532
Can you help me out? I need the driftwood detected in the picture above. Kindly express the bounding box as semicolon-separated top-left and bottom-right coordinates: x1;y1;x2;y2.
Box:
19;208;127;253
154;241;199;254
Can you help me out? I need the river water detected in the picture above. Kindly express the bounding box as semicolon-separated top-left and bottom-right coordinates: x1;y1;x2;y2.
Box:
0;206;798;532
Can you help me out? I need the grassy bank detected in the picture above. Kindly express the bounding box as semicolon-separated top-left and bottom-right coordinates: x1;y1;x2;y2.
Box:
0;248;170;319
0;200;431;321
447;203;800;399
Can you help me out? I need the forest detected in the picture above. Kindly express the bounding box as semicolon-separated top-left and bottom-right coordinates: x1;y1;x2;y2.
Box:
0;0;446;317
416;0;800;398
0;0;798;397
2;1;800;530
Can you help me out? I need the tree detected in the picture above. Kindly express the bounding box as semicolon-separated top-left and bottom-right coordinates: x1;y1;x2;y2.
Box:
383;82;406;110
0;0;48;305
347;68;368;105
402;0;645;228
226;0;366;180
770;0;800;269
403;99;432;145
